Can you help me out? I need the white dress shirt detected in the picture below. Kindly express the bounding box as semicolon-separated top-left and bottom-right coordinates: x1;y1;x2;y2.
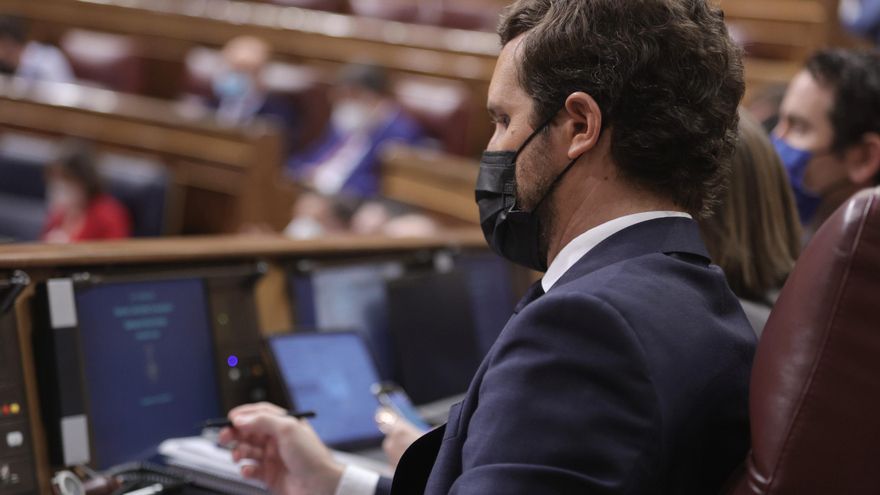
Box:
333;210;692;495
542;211;692;292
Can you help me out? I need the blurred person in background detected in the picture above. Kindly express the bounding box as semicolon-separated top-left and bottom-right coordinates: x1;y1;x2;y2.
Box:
772;49;880;238
282;191;358;239
0;15;74;83
283;192;439;239
210;36;298;153
42;140;131;243
840;0;880;45
287;63;425;198
700;110;802;336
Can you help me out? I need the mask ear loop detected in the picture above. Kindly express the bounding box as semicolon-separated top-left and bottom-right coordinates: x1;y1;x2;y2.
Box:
508;110;563;212
512;111;561;162
529;154;583;213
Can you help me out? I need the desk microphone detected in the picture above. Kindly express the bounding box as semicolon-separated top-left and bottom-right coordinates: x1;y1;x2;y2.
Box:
201;410;316;429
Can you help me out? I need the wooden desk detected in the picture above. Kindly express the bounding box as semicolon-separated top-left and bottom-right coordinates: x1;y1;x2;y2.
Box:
0;76;290;234
0;231;486;269
0;231;488;492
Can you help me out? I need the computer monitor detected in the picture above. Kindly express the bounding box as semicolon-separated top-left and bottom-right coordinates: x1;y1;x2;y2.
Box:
289;262;402;380
35;270;270;470
267;331;384;450
288;253;515;405
74;278;220;468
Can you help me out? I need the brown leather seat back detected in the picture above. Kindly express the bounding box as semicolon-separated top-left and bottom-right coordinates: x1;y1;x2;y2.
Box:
728;186;880;495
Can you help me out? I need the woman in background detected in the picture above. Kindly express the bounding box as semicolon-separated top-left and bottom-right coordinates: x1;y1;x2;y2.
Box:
700;110;802;336
42;141;131;243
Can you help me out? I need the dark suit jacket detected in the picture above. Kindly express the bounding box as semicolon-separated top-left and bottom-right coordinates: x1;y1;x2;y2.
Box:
210;92;299;156
381;217;756;495
286;107;424;198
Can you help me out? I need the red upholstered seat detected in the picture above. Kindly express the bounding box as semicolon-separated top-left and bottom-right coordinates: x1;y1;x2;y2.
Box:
348;0;420;22
268;0;347;12
60;29;145;94
727;186;880;494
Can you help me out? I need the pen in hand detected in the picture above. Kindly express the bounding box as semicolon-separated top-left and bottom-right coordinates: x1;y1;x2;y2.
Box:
201;410;317;430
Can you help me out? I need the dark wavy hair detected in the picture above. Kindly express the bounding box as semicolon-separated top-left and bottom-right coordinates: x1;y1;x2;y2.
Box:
50;140;104;201
498;0;745;217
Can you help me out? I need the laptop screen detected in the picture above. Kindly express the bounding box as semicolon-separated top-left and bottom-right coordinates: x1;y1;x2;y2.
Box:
268;332;384;449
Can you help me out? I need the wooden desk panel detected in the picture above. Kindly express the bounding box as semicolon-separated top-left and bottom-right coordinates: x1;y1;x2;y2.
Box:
0;231;486;269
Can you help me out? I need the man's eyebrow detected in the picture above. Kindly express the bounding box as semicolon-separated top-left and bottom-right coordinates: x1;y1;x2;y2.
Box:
486;105;500;117
788;114;812;129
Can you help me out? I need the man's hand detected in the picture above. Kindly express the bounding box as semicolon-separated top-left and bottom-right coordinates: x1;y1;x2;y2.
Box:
376;407;424;467
218;402;344;495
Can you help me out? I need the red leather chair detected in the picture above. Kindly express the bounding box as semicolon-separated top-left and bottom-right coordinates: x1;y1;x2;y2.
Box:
59;29;145;94
727;186;880;494
393;75;472;156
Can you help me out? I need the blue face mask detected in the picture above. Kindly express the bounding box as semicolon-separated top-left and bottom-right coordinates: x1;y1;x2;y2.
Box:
771;135;823;225
212;71;252;100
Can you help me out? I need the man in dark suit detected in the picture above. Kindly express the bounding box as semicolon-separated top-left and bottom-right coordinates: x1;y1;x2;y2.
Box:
219;1;755;494
209;36;299;156
286;64;425;198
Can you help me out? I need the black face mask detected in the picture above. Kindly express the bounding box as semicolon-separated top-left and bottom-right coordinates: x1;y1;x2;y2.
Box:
476;116;580;271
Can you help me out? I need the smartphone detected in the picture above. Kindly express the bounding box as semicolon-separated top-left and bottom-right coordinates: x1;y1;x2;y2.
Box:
371;382;431;431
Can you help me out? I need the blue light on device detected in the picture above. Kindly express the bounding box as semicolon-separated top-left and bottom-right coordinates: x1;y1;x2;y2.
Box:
227;355;239;368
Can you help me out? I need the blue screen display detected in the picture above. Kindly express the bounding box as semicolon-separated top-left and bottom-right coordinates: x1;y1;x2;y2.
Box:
75;278;220;468
269;332;383;447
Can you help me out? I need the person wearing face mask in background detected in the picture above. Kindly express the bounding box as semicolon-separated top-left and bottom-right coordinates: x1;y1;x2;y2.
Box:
0;16;74;84
209;36;298;156
772;49;880;240
219;1;755;494
42;140;131;243
286;63;424;199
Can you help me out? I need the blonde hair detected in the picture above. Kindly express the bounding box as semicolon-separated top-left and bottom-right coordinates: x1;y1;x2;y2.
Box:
700;109;802;302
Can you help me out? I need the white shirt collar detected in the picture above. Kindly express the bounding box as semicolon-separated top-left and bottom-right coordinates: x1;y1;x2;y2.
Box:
542;211;693;292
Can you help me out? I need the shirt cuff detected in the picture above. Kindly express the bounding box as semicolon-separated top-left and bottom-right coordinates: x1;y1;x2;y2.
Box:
334;464;381;495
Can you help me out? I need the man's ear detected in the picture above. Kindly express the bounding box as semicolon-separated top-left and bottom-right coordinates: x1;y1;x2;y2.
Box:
563;92;602;160
846;132;880;186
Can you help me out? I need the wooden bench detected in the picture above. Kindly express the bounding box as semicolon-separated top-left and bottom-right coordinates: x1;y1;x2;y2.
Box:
380;143;479;226
0;0;500;155
0;76;291;235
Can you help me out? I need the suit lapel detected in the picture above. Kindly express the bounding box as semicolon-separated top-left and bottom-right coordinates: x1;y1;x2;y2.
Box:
390;425;446;494
513;281;545;315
